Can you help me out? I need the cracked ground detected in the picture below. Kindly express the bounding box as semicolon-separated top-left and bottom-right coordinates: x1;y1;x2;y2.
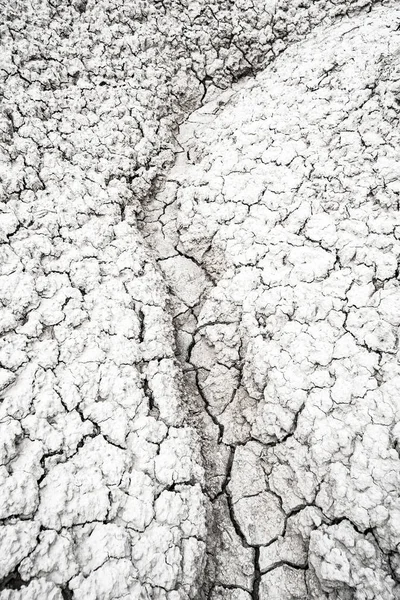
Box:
1;0;400;598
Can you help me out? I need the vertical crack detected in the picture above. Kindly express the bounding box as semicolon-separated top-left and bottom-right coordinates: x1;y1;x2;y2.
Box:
252;548;261;600
61;586;74;600
0;568;27;592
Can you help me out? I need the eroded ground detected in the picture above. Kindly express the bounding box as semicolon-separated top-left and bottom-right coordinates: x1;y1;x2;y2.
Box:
1;0;399;598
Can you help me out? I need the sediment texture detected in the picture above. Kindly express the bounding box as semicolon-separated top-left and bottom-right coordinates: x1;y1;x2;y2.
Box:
0;0;399;598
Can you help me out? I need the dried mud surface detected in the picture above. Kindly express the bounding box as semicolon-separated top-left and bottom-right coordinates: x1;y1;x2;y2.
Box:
1;1;399;598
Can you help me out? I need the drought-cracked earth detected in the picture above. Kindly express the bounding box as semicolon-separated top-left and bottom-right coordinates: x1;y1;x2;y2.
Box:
1;0;400;598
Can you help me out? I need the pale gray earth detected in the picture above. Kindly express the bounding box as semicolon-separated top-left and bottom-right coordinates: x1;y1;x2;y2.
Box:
1;0;400;598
